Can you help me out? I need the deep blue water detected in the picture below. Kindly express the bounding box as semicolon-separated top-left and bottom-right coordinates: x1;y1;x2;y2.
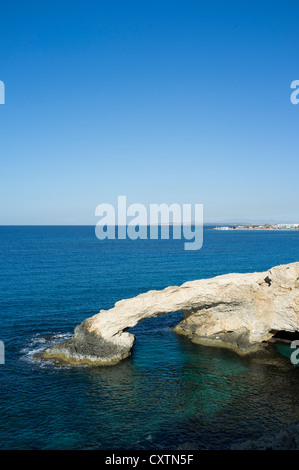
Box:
0;226;299;450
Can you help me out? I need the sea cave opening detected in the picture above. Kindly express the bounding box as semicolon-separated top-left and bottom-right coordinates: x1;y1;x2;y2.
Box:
270;330;299;342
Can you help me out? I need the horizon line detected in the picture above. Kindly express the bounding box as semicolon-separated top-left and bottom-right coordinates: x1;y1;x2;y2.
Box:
0;222;298;227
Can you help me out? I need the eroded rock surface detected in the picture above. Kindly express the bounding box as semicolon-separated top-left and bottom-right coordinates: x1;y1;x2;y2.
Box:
41;262;299;365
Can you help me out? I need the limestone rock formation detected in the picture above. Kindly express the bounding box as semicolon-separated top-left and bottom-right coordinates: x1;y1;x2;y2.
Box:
41;262;299;365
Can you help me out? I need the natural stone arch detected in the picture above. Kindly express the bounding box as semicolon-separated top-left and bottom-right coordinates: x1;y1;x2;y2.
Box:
40;262;299;366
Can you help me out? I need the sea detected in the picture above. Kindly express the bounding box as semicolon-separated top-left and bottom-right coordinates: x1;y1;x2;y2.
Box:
0;225;298;450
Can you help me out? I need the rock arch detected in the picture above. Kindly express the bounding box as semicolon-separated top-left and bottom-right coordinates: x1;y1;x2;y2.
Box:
41;262;299;366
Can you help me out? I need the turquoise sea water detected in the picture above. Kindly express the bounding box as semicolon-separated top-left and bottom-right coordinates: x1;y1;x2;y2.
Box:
0;226;299;450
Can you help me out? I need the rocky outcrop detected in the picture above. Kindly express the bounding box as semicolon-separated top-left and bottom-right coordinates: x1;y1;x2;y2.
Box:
41;262;299;365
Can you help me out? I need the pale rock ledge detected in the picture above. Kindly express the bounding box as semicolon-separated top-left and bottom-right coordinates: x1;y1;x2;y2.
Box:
41;262;299;365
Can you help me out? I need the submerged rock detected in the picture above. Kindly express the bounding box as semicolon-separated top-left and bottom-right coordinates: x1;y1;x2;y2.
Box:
231;422;299;450
41;262;299;366
177;442;199;450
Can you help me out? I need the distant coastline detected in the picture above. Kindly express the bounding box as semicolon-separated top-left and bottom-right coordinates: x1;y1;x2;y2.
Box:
214;223;299;231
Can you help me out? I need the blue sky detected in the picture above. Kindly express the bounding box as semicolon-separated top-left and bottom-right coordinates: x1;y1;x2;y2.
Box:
0;0;298;224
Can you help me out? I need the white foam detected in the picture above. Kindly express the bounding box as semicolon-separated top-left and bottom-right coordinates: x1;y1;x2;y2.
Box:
20;332;73;368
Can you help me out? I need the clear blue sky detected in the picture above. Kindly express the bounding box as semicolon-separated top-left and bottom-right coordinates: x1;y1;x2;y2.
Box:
0;0;298;224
